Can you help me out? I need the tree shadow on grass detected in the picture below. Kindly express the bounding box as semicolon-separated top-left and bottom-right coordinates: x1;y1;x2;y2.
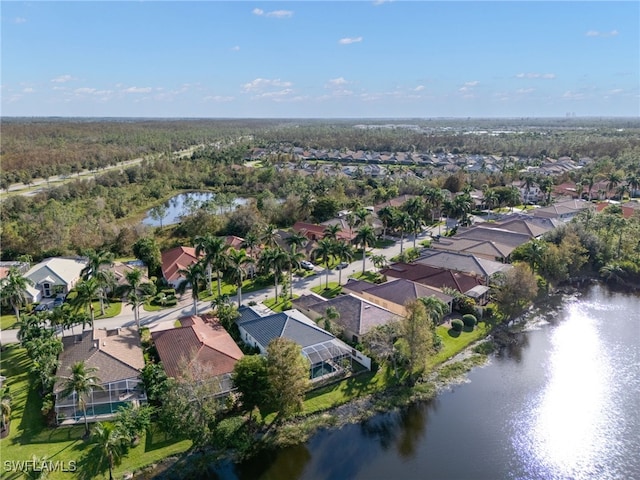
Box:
447;329;461;338
144;424;188;453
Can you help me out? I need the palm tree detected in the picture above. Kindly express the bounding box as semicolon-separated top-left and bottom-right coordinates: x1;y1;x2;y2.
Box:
312;239;334;289
285;231;308;251
376;205;397;239
607;172;622;200
419;296;448;324
176;262;206;315
322;224;342;241
370;253;388;271
70;278;100;330
394;211;412;254
355;224;376;275
0;267;33;321
81;249;114;280
626;173;640;198
59;361;103;436
1;395;11;433
261;224;281;249
194;234;229;297
120;268;154;330
354;208;371;227
241;231;260;262
80;250;117;317
599;263;626;285
333;241;354;286
91;422;127;480
285;246;305;299
483;189;499;213
259;247;288;302
226;248;254;308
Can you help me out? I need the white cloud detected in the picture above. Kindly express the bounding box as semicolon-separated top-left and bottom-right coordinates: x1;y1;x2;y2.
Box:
51;75;76;83
327;77;349;87
516;88;535;94
242;78;292;92
516;73;556;79
253;8;293;18
204;95;235;102
123;86;152;94
464;81;479;87
339;36;363;45
22;87;35;93
254;89;294;100
607;88;623;95
414;85;425;92
267;10;293;18
75;88;97;94
586;30;619;37
13;17;27;24
231;46;240;51
562;90;586;100
373;0;394;5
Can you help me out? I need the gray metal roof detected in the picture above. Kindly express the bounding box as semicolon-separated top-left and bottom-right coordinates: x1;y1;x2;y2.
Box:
239;312;335;350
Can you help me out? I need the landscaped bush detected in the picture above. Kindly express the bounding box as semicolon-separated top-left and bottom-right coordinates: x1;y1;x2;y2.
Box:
451;319;464;332
462;314;477;328
473;341;496;355
455;296;477;315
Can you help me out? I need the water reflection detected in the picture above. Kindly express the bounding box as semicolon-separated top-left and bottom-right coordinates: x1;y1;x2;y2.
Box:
142;192;248;227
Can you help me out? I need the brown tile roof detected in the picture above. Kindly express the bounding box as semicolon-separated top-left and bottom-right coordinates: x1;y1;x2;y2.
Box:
106;262;149;287
225;236;245;249
381;262;483;293
151;314;243;378
161;246;199;283
54;328;144;394
293;222;356;242
353;278;453;307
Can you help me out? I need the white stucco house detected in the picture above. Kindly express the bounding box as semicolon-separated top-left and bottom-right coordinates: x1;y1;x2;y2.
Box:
24;257;88;302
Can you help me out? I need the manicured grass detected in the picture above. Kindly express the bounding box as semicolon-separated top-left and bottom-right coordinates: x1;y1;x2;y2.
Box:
429;322;490;367
310;283;342;299
0;344;191;480
142;302;164;312
92;301;122;319
1;313;18;330
350;271;383;284
263;295;299;312
373;238;395;248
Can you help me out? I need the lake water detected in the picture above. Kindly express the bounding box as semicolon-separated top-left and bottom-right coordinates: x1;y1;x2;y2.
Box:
210;284;640;480
142;192;248;227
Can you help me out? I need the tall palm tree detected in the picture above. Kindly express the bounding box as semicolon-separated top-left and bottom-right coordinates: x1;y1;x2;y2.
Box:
285;246;305;299
626;173;640;198
59;361;103;436
394;211;412;254
176;262;206;315
607;172;622;200
120;268;154;330
419;296;448;324
226;248;254;308
91;422;127;480
259;247;288;302
0;267;33;321
333;241;354;286
70;278;100;330
355;224;376;275
483;189;499;213
241;231;260;262
376;205;397;238
322;224;342;241
312;239;334;289
194;234;229;297
285;231;308;251
261;224;281;249
81;249;114;280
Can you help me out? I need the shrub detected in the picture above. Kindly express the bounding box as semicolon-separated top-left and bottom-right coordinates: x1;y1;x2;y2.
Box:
451;319;464;331
473;341;496;355
462;314;477;328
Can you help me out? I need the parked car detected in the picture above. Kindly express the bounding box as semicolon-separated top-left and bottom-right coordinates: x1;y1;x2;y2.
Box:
34;303;49;312
300;260;315;271
336;262;349;270
53;297;65;308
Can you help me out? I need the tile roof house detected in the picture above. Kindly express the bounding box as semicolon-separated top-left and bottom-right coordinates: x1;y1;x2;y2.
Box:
293;221;356;243
161;246;199;288
151;314;243;393
104;262;150;289
416;249;512;283
380;262;488;304
430;236;515;262
53;327;146;425
342;278;453;317
24;257;88;302
237;307;371;379
292;293;401;343
531;199;592;222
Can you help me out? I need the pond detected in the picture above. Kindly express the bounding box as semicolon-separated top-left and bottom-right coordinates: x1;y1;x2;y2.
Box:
204;284;640;480
141;192;248;227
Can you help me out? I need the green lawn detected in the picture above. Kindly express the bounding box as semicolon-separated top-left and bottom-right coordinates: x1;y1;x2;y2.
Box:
92;301;122;319
1;313;18;330
349;271;383;284
263;295;299;312
310;283;342;299
0;345;191;480
429;322;490;367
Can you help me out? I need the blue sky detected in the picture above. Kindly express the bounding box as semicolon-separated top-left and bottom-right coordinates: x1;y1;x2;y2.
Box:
2;1;638;118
